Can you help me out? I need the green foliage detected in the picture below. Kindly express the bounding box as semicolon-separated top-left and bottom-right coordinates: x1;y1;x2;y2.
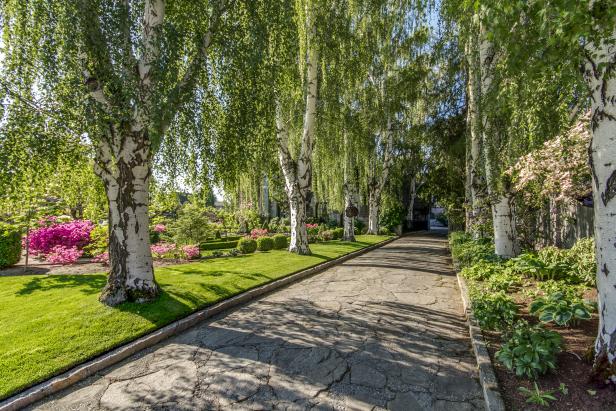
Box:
332;228;344;240
319;230;335;241
518;383;557;407
451;237;498;269
199;241;239;251
0;224;21;269
568;238;596;286
171;203;212;246
379;203;405;232
496;322;562;379
485;270;523;293
237;238;257;254
530;291;593;327
272;234;288;250
83;225;108;257
461;260;501;281
256;236;274;251
470;289;518;331
449;231;471;247
510;253;570;282
211;250;224;258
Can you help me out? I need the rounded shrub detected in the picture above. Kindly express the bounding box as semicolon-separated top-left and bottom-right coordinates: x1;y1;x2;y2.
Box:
272;234;288;250
0;224;22;268
257;236;274;251
319;230;334;241
237;237;257;254
332;228;344;240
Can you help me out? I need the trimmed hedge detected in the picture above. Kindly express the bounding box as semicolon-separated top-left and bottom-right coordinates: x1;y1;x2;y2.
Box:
0;224;21;269
237;238;257;254
200;240;238;251
272;234;288;250
256;236;274;251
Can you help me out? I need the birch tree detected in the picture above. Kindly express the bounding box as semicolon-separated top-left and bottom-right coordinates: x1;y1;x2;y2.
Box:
1;0;233;305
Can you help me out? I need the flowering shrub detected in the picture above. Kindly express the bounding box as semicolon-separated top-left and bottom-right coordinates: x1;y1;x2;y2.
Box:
508;113;591;202
46;246;83;264
306;223;320;243
150;242;177;258
250;228;268;239
181;245;200;260
154;224;167;233
28;219;94;256
92;251;110;266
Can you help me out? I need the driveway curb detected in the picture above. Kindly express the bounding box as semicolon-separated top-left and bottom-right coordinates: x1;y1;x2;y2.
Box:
0;236;397;411
455;271;507;411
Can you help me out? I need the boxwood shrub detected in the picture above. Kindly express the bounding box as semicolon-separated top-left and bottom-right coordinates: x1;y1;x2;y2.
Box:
256;236;274;251
0;224;21;268
237;237;257;254
272;234;288;250
200;240;239;251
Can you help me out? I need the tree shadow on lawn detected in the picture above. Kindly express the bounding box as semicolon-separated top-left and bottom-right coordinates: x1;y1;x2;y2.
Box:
16;274;107;296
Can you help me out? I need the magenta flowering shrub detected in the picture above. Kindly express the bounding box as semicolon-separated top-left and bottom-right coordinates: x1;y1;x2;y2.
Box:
150;242;177;258
250;228;268;239
181;245;200;260
45;246;84;264
28;219;94;256
92;252;110;266
154;224;167;233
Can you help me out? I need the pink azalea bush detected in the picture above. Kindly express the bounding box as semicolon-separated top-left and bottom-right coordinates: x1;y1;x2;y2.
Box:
150;242;177;258
181;245;200;260
27;219;94;257
250;228;268;239
45;246;84;265
92;252;110;266
153;224;167;233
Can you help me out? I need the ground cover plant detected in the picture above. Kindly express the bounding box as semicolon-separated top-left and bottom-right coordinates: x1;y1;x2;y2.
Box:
449;232;614;410
0;235;389;399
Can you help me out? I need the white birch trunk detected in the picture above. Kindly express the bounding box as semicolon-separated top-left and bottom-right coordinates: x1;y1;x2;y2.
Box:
407;175;416;223
367;120;395;235
466;18;484;237
479;20;518;257
95;133;157;306
342;133;357;242
584;24;616;381
491;194;518;258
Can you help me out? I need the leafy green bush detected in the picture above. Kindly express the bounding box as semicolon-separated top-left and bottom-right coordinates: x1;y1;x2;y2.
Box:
485;270;523;292
449;231;472;247
470;290;518;331
496;322;562;379
332;228;344;240
451;237;497;268
568;237;596;286
226;248;241;257
0;223;21;268
378;227;392;235
200;240;238;251
256;236;274;251
272;234;288;250
211;250;224;258
319;230;334;241
171;203;212;245
511;252;570;281
461;260;502;281
237;237;257;254
84;224;108;257
529;291;593;326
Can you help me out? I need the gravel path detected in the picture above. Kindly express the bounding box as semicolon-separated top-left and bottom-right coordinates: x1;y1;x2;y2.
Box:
30;233;483;410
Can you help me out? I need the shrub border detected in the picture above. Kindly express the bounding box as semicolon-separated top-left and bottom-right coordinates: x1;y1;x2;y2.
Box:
0;236;397;411
456;271;507;411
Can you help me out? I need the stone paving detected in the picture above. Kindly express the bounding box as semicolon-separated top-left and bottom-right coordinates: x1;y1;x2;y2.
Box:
30;233;484;411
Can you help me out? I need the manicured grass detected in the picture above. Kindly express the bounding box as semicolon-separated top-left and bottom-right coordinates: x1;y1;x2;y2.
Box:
0;236;390;399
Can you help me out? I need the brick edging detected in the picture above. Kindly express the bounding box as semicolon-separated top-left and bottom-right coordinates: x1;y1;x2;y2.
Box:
456;272;507;411
0;236;398;411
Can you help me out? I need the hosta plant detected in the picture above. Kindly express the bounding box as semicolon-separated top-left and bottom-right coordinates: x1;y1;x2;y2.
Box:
530;291;593;326
461;260;502;281
470;290;518;331
496;321;562;379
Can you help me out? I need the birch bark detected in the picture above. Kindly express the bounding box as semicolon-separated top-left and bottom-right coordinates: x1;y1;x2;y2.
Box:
584;23;616;381
367;120;395;235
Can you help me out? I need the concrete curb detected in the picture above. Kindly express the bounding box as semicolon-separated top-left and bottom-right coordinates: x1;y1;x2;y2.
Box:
456;272;507;411
0;236;398;411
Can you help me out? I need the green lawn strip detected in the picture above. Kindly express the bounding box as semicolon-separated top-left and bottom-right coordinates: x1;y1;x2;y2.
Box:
0;235;390;399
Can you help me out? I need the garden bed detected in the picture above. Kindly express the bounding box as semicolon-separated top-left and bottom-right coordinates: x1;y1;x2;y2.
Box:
484;288;616;411
0;235;390;400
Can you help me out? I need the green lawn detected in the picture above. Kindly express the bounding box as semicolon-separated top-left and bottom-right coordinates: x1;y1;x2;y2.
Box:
0;235;390;399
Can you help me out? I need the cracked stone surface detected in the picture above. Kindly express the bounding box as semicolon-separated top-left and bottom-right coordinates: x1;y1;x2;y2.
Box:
29;233;483;410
